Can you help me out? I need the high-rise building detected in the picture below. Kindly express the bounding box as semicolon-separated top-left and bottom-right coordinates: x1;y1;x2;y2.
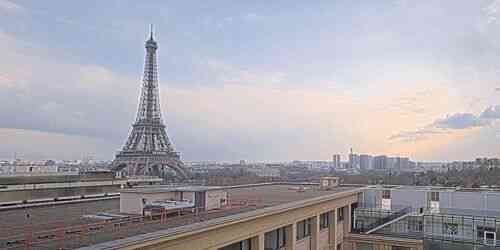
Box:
395;157;409;171
386;157;396;170
332;154;341;169
373;155;388;169
359;154;373;170
348;148;360;169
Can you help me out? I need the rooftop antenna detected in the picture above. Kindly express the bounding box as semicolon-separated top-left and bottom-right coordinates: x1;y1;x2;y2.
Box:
149;24;154;40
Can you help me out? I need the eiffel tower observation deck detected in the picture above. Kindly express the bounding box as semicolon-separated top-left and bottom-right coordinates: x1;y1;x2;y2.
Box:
112;28;189;179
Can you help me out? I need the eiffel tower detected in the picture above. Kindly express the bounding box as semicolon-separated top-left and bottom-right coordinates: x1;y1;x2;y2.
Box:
112;28;189;179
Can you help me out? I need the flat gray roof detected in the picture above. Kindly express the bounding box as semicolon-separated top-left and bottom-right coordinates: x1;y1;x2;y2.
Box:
79;184;362;250
366;185;500;193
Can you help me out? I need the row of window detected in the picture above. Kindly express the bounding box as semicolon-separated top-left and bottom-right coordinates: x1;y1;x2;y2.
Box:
296;207;348;241
220;206;350;250
381;190;440;202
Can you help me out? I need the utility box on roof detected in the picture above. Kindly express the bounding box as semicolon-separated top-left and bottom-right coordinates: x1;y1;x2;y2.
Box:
319;177;340;190
119;186;227;215
206;190;227;210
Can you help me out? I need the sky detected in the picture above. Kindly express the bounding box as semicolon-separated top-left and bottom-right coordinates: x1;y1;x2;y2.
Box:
1;0;500;162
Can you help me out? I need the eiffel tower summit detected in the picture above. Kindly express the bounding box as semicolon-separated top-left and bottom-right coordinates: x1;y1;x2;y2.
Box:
112;27;189;179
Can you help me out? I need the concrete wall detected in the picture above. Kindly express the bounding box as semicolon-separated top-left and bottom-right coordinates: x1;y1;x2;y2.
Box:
318;229;329;250
120;192;178;214
336;220;344;247
0;185;120;202
440;191;500;211
205;190;227;210
296;237;310;250
182;191;195;202
0;172;115;185
344;234;423;250
360;189;379;207
120;192;143;214
391;189;427;209
363;187;500;212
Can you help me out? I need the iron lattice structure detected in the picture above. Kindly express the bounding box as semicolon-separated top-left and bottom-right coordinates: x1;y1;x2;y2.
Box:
112;30;189;179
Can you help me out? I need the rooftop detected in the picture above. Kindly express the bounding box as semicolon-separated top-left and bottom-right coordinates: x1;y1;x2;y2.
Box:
0;183;362;250
366;184;500;193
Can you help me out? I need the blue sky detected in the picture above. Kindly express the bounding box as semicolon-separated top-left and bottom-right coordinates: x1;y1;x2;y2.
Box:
1;0;500;162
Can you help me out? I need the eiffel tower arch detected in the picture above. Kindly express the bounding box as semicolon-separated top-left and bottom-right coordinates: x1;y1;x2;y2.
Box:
111;28;189;179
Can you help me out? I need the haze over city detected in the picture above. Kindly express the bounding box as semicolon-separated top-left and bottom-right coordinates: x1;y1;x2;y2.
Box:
2;0;500;162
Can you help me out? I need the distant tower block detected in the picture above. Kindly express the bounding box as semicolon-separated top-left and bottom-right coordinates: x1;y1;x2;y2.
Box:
111;28;189;179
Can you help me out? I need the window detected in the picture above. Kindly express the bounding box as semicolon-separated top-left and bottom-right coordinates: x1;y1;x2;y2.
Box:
407;219;423;232
382;190;391;199
443;223;458;236
320;212;331;230
477;226;496;239
264;227;285;250
392;247;410;250
296;218;312;240
337;206;345;223
430;191;439;202
337;243;342;250
220;239;251;250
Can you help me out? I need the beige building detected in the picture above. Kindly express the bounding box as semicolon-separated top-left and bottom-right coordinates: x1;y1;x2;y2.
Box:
77;181;423;250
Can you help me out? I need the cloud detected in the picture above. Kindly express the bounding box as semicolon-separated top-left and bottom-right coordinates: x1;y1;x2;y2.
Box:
0;31;137;142
200;59;287;86
388;128;448;142
242;13;264;22
480;105;500;119
391;105;500;142
0;128;115;160
433;113;487;129
0;0;24;14
482;0;500;24
386;89;441;116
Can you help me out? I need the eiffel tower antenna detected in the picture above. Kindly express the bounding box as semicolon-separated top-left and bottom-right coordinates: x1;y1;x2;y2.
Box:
149;24;154;40
111;26;189;179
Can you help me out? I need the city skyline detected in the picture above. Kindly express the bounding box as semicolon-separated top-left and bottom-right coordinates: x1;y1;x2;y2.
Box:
2;0;500;162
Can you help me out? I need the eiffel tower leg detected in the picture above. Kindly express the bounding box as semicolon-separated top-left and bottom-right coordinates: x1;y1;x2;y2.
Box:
127;164;133;177
135;164;140;176
136;164;146;176
145;162;150;176
132;164;138;176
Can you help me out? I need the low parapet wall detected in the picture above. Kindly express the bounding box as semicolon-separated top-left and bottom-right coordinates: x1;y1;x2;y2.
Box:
344;233;423;250
0;172;115;185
